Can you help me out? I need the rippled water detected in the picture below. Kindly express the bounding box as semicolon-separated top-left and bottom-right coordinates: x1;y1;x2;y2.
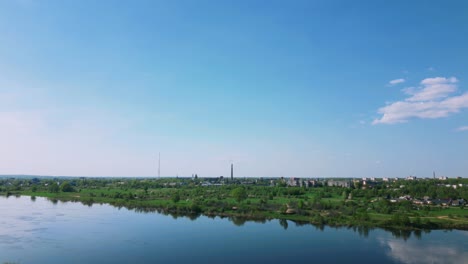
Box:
1;196;467;264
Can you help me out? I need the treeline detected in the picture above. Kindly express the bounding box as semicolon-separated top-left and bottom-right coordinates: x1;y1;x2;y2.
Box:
1;177;468;230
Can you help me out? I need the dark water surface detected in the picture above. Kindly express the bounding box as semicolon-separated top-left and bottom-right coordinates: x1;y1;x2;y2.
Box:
1;196;467;264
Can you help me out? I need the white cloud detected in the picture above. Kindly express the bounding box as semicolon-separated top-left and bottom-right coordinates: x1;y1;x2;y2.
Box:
407;77;458;102
457;126;468;132
389;78;405;85
373;76;468;124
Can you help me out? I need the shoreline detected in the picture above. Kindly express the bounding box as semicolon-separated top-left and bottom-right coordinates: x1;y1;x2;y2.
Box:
5;192;467;231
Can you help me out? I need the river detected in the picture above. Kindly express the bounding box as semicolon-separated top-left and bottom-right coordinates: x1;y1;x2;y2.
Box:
1;196;467;264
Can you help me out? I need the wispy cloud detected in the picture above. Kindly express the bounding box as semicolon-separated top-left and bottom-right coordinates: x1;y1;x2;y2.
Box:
456;126;468;132
389;78;405;86
407;77;458;101
373;76;468;124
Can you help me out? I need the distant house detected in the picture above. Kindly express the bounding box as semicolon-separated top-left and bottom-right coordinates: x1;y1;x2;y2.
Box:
328;180;352;188
363;180;379;188
308;180;319;187
432;198;452;206
288;177;300;187
299;180;311;188
399;195;412;201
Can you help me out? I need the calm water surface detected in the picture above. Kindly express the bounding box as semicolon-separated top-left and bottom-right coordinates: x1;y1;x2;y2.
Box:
1;196;467;264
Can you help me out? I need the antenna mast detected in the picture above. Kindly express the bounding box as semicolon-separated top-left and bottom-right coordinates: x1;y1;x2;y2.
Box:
158;152;161;178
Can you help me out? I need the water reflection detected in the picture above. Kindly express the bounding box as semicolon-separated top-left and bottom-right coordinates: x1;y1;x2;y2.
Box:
230;216;247;226
3;195;462;241
379;236;468;264
35;195;454;241
279;219;288;230
351;226;371;238
1;196;467;264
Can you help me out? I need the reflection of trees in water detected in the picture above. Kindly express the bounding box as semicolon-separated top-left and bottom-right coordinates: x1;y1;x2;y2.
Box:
38;196;435;240
279;219;288;230
350;226;372;238
359;226;370;238
230;217;247;226
81;200;94;207
413;229;422;240
253;218;267;224
132;207;202;221
131;207;203;221
309;223;325;231
188;214;200;221
383;228;431;241
4;193;21;198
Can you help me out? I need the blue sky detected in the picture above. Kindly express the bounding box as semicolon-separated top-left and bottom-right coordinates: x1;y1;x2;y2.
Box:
0;0;467;177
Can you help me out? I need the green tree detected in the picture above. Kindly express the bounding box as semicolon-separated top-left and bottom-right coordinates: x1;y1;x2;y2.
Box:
342;190;349;200
48;183;59;193
298;199;304;209
413;216;422;227
61;182;74;192
172;191;181;203
231;187;247;203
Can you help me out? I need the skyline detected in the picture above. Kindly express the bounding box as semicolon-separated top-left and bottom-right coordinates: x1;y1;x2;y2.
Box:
1;0;467;178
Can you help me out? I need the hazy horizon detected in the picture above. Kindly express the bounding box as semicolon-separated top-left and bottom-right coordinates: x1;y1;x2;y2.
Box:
0;174;463;179
1;0;467;178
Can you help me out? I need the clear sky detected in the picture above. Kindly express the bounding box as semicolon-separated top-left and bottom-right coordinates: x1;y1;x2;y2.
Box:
0;0;467;178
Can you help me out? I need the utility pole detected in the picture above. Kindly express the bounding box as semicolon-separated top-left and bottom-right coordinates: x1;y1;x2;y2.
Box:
231;163;234;181
158;152;161;178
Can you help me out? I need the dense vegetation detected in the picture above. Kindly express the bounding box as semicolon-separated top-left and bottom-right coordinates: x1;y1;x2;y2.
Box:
1;176;467;230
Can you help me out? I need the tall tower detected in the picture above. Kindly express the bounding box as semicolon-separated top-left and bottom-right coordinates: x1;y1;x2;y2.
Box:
231;163;234;181
158;152;161;178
